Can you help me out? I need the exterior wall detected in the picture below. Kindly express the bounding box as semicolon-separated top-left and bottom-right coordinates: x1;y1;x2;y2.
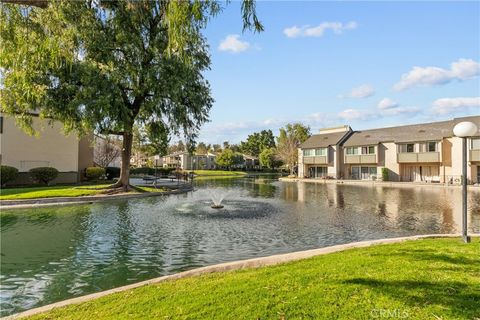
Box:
1;116;80;172
78;134;94;178
297;148;304;177
382;142;400;181
0;116;94;185
328;146;337;178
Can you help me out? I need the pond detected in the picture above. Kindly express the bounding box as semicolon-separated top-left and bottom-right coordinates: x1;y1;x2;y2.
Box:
1;176;479;316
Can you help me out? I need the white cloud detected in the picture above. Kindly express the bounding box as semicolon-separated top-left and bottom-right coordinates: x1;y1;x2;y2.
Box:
339;84;375;99
377;98;398;110
283;21;358;38
218;35;250;53
338;98;420;121
381;106;420;116
431;97;480;114
338;108;374;121
394;58;480;91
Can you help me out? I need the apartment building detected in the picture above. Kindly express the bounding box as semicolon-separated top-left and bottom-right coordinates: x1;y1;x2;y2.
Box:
162;152;216;170
298;125;352;179
298;116;480;184
0;114;94;184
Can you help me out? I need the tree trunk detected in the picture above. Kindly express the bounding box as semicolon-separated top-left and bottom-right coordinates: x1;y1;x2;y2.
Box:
111;130;133;192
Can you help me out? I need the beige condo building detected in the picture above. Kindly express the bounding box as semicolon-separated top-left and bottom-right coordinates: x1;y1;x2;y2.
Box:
298;116;480;184
0;115;94;184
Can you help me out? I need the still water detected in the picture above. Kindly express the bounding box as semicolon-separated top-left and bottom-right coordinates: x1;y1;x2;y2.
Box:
1;176;479;316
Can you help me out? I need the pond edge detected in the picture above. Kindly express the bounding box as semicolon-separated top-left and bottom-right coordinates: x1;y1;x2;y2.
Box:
0;186;193;210
3;234;479;319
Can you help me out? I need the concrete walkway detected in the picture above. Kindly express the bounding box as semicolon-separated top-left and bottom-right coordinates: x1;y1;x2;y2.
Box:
4;234;478;319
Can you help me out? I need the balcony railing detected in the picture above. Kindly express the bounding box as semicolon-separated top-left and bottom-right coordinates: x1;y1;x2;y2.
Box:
344;154;377;164
470;149;480;162
303;156;328;165
397;152;440;163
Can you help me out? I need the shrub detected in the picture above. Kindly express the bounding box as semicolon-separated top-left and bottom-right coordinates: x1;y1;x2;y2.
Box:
29;167;59;185
381;168;389;181
105;167;121;180
86;167;106;181
0;165;19;186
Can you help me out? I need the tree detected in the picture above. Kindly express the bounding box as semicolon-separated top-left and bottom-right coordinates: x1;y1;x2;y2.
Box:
196;142;209;155
215;148;235;170
276;123;310;175
240;129;275;157
94;135;122;168
0;1;263;191
259;148;279;169
212;144;222;153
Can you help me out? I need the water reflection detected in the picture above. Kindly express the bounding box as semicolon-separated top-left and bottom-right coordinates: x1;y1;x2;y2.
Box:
1;177;479;316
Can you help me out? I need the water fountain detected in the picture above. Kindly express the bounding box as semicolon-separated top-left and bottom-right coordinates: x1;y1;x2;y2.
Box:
210;190;228;209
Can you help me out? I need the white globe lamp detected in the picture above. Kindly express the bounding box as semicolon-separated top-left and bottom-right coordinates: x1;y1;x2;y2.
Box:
453;121;478;138
453;121;478;243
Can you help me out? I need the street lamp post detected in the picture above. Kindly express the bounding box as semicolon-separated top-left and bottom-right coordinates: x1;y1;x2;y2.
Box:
453;121;478;243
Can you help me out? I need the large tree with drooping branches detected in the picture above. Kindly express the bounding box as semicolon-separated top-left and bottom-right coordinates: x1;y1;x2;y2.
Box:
0;0;262;190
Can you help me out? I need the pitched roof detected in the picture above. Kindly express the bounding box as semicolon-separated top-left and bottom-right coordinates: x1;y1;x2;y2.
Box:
343;115;480;146
300;131;351;149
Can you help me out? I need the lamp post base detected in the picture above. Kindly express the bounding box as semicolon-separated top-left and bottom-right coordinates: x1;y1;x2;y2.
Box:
463;235;471;243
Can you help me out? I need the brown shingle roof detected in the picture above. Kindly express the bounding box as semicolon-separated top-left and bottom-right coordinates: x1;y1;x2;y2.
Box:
343;115;480;146
300;131;351;148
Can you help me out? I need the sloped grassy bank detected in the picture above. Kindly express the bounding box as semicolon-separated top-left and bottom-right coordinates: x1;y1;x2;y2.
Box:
25;238;479;320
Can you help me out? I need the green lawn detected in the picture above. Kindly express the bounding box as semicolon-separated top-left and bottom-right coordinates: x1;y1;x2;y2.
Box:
0;184;168;200
28;238;479;319
188;170;247;177
0;185;111;200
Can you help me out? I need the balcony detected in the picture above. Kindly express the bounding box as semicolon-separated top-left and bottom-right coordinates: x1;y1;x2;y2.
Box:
397;152;440;163
303;156;328;165
344;154;377;164
470;149;480;162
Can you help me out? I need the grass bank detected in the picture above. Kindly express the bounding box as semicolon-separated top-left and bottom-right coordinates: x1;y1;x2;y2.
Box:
0;184;168;200
27;238;479;319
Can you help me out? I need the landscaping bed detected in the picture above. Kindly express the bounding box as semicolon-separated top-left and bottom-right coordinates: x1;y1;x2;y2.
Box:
26;238;479;319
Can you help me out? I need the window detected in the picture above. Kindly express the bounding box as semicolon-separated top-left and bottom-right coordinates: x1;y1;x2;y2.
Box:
427;142;437;152
303;149;315;157
400;144;415;153
472;138;480;150
315;148;327;156
0;116;3;134
346;147;358;155
355;166;377;180
361;146;375;154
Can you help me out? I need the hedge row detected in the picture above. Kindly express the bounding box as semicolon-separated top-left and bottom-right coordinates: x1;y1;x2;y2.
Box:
0;165;177;186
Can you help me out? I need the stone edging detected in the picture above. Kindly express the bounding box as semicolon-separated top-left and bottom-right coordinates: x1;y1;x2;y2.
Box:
0;186;193;210
279;177;480;190
4;234;478;319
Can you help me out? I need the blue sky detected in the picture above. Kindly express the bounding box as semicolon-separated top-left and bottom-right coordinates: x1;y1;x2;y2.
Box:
197;1;480;143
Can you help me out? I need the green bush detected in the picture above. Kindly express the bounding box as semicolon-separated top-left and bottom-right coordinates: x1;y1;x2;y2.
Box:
29;167;59;185
0;165;19;185
105;167;121;180
86;167;106;181
381;168;389;181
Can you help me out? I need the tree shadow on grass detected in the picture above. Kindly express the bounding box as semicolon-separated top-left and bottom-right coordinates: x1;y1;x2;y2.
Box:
343;278;480;319
371;248;480;266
